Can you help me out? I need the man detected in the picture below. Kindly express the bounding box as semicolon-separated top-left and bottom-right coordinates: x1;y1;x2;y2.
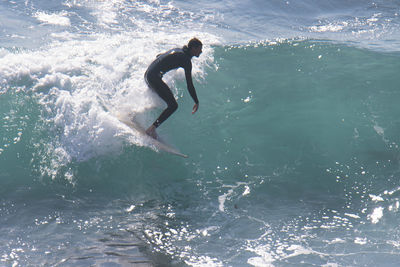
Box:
144;38;202;139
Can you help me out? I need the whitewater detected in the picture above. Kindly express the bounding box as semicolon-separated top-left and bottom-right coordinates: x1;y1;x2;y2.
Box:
1;0;400;266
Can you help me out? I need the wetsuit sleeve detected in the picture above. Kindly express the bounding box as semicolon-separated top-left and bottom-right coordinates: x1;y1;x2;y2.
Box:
184;62;199;104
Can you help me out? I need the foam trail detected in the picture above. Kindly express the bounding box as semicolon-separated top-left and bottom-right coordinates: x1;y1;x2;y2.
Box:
1;20;219;180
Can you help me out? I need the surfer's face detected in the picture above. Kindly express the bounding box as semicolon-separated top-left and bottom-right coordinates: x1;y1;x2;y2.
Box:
191;45;202;57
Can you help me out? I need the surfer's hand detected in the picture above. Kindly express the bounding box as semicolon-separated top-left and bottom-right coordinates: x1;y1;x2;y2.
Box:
192;103;199;114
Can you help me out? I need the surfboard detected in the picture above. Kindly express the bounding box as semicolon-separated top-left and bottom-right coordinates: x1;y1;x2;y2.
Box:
116;114;189;158
96;96;188;158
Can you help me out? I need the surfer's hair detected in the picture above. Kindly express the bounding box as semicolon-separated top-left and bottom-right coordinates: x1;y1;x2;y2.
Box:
183;38;202;53
188;38;202;49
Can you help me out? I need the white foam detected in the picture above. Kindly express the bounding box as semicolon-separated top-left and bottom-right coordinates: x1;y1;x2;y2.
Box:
1;0;220;181
309;23;347;33
344;213;360;219
34;11;71;26
243;185;251;196
368;207;384;224
354;237;368;245
326;238;346;244
90;1;120;27
373;125;384;136
218;189;233;212
369;194;384;202
246;244;276;267
218;182;252;212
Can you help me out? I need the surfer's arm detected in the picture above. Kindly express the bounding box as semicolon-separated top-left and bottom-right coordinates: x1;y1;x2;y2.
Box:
192;103;198;114
184;64;199;105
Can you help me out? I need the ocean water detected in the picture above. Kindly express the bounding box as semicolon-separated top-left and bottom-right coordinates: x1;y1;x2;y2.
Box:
1;0;400;266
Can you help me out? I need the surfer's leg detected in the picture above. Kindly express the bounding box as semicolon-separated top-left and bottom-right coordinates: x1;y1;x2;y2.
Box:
145;74;178;137
151;81;178;128
145;124;157;139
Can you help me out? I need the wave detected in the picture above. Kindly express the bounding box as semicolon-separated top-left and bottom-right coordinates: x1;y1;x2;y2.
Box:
1;39;399;189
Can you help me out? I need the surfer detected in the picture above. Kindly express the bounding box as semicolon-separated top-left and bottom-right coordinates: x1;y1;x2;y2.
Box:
144;38;202;139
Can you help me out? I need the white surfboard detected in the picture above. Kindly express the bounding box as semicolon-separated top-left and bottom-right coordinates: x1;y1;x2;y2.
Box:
116;114;188;158
96;96;188;158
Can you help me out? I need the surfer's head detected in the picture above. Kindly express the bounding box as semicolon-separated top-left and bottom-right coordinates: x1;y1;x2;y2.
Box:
185;38;202;58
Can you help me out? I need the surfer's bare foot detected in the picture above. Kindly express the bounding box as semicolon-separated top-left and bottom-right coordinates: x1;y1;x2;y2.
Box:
145;125;158;139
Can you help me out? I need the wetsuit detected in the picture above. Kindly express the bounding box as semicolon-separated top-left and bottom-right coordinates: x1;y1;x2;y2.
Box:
144;47;199;128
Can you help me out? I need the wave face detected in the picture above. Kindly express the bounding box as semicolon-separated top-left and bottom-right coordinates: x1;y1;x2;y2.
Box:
1;0;400;266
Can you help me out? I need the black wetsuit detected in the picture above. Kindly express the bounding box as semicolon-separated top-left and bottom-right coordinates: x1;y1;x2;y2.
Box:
144;47;199;128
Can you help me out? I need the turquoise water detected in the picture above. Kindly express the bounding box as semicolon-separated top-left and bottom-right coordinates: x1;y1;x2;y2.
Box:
1;0;400;266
